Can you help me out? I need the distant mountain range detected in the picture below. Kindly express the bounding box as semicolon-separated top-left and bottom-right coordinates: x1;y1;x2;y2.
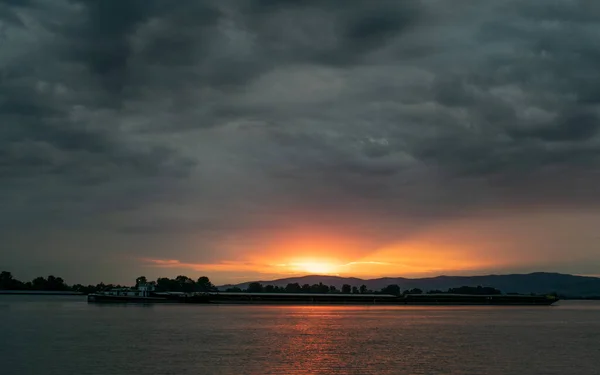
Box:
218;272;600;297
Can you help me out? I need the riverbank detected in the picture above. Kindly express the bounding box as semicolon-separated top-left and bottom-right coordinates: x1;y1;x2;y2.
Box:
0;290;83;295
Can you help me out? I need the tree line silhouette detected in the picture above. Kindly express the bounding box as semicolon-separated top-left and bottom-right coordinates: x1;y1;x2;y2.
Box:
0;271;71;291
0;271;217;294
226;282;503;296
1;270;504;296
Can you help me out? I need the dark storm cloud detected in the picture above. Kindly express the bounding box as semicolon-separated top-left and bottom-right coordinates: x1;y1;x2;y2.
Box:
242;0;420;67
0;70;194;182
508;110;599;142
60;0;223;95
0;0;197;228
64;0;161;92
0;0;594;203
0;4;25;27
2;0;600;281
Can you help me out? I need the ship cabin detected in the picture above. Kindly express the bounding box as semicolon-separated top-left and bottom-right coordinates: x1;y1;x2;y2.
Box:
101;284;156;298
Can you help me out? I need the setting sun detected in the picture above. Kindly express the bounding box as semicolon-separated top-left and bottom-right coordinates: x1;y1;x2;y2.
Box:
288;260;339;275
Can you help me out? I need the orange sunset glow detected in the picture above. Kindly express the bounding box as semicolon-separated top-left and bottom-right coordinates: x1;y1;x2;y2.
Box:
144;229;500;280
140;209;600;284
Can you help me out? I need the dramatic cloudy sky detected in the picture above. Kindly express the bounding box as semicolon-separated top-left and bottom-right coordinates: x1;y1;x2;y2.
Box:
2;0;600;285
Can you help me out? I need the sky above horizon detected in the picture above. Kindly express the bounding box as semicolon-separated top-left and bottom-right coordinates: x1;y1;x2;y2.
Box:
2;0;600;285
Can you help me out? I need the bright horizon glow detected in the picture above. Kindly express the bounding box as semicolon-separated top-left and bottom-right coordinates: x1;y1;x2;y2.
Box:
137;210;600;285
286;260;340;275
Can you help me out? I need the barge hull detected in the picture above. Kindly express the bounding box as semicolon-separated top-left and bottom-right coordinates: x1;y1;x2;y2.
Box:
87;294;211;304
87;292;558;306
87;294;175;303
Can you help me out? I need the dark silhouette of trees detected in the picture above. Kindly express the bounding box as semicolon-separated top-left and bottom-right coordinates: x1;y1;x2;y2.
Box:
247;282;264;293
31;277;47;290
27;276;68;291
47;276;68;291
0;271;24;290
0;271;218;294
135;276;148;287
285;283;302;293
173;275;195;293
196;276;214;292
236;283;366;294
381;284;401;295
144;275;215;293
309;282;329;293
0;271;512;297
0;271;12;283
0;272;68;291
156;277;177;291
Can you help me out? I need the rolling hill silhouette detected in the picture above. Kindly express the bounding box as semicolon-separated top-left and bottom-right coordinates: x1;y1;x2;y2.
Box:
219;272;600;297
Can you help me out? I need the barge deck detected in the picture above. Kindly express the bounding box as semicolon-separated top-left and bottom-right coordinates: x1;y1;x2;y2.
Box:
87;289;559;305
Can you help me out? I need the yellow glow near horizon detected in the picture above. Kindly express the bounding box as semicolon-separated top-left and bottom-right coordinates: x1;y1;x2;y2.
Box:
283;259;341;275
294;262;338;275
147;217;553;282
140;210;600;284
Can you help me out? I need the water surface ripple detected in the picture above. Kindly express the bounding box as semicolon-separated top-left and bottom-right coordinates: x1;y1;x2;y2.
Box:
1;297;599;374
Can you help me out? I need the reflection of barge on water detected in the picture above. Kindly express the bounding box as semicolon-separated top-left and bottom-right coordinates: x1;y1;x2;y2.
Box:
88;287;558;305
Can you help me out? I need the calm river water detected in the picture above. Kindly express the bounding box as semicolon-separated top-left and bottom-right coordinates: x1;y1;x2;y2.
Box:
1;296;599;374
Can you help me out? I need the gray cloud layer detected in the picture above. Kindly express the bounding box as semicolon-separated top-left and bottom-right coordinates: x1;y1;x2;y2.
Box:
2;0;600;282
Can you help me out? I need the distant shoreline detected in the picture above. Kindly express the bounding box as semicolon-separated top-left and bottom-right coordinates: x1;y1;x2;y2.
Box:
1;292;599;301
0;290;83;296
3;271;600;299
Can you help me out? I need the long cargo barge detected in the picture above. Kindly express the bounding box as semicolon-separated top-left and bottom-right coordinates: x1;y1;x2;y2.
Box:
207;292;558;305
87;285;558;305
